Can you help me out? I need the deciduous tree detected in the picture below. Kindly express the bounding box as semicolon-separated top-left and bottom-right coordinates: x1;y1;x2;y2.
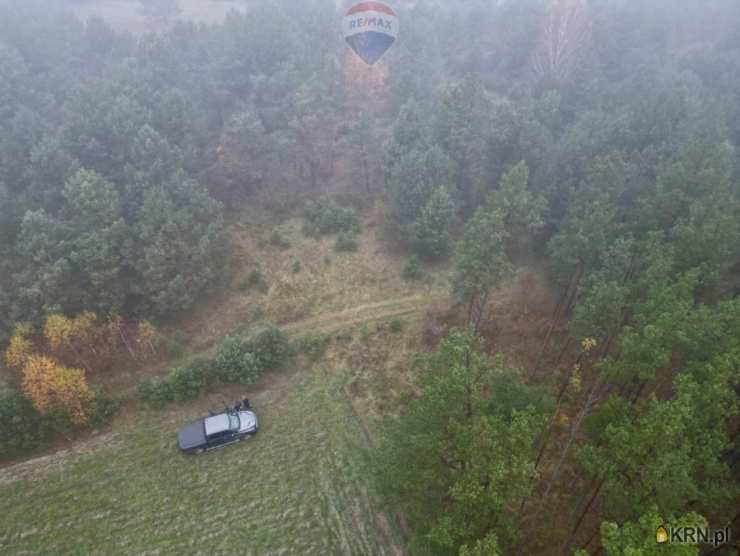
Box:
21;355;95;425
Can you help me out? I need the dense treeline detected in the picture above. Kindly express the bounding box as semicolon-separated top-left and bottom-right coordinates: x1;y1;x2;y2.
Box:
374;1;740;555
0;0;345;343
3;0;740;339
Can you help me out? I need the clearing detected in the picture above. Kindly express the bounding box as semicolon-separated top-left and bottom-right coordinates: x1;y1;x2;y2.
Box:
0;207;447;555
0;199;552;554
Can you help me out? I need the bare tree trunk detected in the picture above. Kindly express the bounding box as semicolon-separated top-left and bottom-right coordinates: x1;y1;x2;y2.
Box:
562;477;606;554
472;291;490;334
111;317;137;361
535;261;583;372
361;147;370;194
539;379;601;503
518;378;602;556
553;336;574;372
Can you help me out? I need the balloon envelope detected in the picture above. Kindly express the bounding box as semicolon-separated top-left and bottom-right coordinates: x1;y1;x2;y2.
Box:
342;2;398;65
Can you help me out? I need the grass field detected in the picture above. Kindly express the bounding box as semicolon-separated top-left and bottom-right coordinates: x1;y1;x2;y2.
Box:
0;361;403;555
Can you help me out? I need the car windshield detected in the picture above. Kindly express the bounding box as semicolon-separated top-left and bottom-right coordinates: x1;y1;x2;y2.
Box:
229;414;240;431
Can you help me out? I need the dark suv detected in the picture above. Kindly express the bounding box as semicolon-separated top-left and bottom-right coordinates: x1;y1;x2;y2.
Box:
177;409;259;454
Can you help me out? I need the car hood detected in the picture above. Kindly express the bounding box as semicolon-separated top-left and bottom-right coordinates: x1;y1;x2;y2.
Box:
178;420;206;450
238;411;258;432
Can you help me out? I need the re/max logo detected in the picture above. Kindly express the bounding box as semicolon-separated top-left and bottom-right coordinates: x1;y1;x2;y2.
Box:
348;17;393;30
658;525;731;547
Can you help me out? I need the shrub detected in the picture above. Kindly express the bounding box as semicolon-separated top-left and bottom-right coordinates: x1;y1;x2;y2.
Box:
298;334;329;362
304;198;360;236
0;390;49;459
169;359;212;402
136;328;292;409
246;327;291;372
88;389;123;428
291;258;302;273
402;255;424;281
246;269;268;294
335;232;358;252
389;319;403;333
214;336;261;384
237;277;251;291
270;229;291;249
136;377;175;409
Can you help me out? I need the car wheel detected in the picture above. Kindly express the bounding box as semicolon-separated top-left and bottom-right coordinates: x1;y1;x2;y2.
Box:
194;448;205;454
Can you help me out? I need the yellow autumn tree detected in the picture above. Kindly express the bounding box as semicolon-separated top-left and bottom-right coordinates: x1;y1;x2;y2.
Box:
21;355;96;425
44;312;96;352
4;323;34;369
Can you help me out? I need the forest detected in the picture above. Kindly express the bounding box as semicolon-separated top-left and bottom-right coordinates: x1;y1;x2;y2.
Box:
0;0;739;555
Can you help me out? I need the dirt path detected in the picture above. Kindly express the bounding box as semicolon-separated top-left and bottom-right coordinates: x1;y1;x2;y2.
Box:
283;293;446;338
0;292;448;474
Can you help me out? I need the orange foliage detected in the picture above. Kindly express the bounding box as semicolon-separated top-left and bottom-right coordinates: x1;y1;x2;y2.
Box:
44;312;96;353
21;355;96;425
4;323;33;369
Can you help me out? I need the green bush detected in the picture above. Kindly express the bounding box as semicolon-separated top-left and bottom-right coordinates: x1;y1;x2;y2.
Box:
169;359;212;402
388;319;403;333
136;377;175;409
246;269;268;294
88;389;123;428
291;258;302;273
298;334;329;362
335;232;358;252
270;229;291;249
247;327;291;372
402;255;424;281
0;390;49;459
215;336;261;384
304;198;360;236
136;328;292;409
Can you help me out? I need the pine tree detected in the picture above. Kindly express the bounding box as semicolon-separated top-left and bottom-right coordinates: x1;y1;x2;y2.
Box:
134;173;229;316
570;356;738;550
450;207;513;329
488;161;546;260
374;330;546;555
385;145;454;239
435;77;489;213
575;509;706;556
414;186;455;259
